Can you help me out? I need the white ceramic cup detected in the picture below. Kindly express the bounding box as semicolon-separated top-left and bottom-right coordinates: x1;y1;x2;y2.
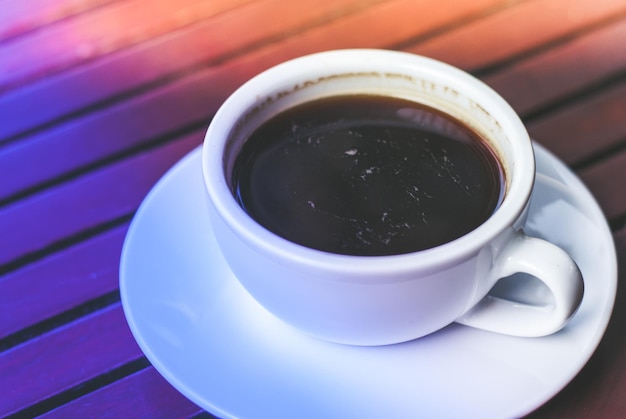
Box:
202;49;584;346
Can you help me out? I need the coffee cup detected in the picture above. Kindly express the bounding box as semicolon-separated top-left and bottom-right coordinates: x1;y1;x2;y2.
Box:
202;49;584;346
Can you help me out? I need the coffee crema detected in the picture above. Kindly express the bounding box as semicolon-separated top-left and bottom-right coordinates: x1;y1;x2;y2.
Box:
231;95;505;256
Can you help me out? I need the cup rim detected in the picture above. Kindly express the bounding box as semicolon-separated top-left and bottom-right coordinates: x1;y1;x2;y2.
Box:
202;49;534;279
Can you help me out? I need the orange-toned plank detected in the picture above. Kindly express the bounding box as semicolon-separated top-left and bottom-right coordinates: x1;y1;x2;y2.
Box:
408;0;626;71
0;0;381;142
255;0;505;56
0;0;254;92
0;0;113;41
0;0;506;203
483;15;626;116
172;0;384;64
174;0;507;109
163;0;506;111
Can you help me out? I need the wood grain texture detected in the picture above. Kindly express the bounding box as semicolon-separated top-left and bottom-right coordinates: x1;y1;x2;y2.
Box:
0;131;201;268
0;304;142;417
0;0;255;92
0;0;507;202
579;151;626;221
0;0;377;142
0;0;114;42
408;0;626;72
529;229;626;417
2;0;625;416
484;15;626;116
528;81;626;167
0;74;212;203
38;367;204;418
0;223;128;340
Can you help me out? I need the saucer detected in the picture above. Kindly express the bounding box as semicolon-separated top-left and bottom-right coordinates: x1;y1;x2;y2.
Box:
120;143;617;418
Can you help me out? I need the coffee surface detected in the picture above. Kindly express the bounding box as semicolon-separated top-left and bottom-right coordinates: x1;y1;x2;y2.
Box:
232;95;504;256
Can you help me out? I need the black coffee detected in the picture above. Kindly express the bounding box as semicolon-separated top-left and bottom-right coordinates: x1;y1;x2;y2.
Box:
232;95;504;256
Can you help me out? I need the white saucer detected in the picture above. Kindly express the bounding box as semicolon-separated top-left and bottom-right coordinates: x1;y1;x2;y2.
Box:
120;143;617;419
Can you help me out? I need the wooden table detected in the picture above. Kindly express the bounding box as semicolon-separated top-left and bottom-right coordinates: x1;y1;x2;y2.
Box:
1;0;625;417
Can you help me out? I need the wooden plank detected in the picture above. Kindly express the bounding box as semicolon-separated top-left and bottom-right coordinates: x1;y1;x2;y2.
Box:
527;81;626;167
0;0;506;203
0;303;143;417
0;0;113;42
239;0;506;59
39;368;205;418
483;15;626;116
578;150;626;221
0;131;201;268
0;222;128;340
0;0;255;92
0;1;622;417
407;0;626;72
138;0;505;123
0;71;215;203
0;0;380;142
529;230;626;418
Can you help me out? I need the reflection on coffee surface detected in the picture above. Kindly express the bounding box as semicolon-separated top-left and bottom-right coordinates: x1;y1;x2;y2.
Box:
232;95;504;256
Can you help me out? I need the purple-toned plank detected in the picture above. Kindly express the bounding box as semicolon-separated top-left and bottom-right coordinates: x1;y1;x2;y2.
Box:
0;222;128;340
0;71;215;203
0;0;114;42
483;15;626;116
0;131;201;267
528;81;626;167
0;0;380;202
0;0;373;142
39;368;205;419
0;0;504;203
0;303;143;417
408;0;626;72
0;0;255;93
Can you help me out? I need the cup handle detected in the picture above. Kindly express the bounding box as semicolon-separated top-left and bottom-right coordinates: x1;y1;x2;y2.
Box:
456;231;584;337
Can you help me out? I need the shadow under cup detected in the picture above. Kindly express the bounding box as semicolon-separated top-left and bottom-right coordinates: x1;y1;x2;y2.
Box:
202;50;539;345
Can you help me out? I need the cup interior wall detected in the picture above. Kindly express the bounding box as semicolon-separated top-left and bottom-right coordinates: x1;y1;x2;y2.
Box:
222;71;514;197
